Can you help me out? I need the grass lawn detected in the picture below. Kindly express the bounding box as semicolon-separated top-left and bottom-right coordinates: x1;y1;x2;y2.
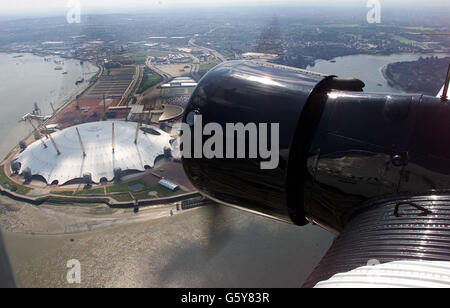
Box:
106;179;148;193
0;165;32;195
108;179;183;201
132;185;180;200
50;191;74;196
136;68;163;94
111;193;134;202
199;62;220;74
50;178;184;203
74;187;105;196
130;56;147;64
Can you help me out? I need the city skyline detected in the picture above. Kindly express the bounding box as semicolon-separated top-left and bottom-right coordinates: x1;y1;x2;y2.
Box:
2;0;449;17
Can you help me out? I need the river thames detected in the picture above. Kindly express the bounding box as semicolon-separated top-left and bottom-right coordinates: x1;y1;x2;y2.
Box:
0;53;97;158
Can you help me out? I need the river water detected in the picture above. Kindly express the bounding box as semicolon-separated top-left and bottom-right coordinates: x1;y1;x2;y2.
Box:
307;53;449;94
0;53;98;158
1;52;445;287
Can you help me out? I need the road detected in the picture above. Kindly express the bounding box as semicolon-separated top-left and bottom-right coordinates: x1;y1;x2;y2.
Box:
119;65;140;106
145;57;172;81
144;37;225;82
188;53;200;74
188;38;227;63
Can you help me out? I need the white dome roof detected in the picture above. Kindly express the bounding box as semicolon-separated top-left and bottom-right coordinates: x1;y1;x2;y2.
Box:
15;121;172;185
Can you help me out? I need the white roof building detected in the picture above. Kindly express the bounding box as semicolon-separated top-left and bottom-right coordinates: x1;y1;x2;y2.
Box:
15;121;172;185
161;77;198;88
158;179;179;191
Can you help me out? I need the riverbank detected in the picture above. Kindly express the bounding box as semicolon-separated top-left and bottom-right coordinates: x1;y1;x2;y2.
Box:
382;56;450;96
0;53;200;212
0;53;100;159
0;193;192;235
0;48;94;64
307;52;450;93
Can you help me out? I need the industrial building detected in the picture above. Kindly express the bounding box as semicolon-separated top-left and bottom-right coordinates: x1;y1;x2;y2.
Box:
13;121;173;185
161;77;197;97
161;76;197;89
126;104;183;123
161;77;197;109
158;179;179;191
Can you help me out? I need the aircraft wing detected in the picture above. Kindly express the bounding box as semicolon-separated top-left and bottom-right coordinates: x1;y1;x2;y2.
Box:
312;260;450;288
302;197;450;288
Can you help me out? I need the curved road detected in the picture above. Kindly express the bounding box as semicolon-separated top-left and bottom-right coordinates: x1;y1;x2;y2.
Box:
188;38;226;63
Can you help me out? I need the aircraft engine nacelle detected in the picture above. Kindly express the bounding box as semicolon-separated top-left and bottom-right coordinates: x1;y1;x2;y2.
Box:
181;60;446;232
181;60;364;225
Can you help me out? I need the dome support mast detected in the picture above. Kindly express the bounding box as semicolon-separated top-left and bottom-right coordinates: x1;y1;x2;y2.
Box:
76;127;86;157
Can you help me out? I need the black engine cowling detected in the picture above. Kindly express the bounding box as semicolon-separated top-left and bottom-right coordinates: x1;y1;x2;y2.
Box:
182;60;359;225
181;60;447;233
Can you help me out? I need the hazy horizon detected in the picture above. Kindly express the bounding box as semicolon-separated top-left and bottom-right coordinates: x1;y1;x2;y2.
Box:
1;0;449;19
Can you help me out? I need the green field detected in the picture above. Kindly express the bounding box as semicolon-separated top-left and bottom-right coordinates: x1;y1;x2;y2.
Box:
132;185;178;200
198;62;220;74
111;193;133;202
73;178;182;202
0;165;32;195
0;163;182;203
106;179;148;194
75;187;105;196
130;56;147;64
136;68;163;94
107;179;178;199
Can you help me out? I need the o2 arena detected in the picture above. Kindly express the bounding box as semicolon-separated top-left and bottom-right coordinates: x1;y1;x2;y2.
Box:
13;121;172;185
